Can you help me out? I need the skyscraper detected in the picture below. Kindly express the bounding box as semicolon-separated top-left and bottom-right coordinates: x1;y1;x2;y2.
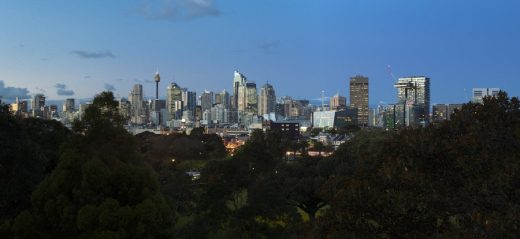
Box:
246;82;257;114
472;88;500;103
215;89;230;109
129;84;145;124
63;98;75;112
31;93;45;111
201;90;213;112
330;93;346;110
10;97;28;117
237;84;247;113
233;71;247;110
166;83;183;120
259;83;276;116
350;76;369;126
394;76;430;126
182;89;197;116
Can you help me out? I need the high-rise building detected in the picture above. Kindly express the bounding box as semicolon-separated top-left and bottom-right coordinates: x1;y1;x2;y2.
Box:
259;83;276;116
31;94;45;111
31;94;46;118
194;105;203;121
394;76;430;127
237;84;247;113
211;104;227;124
246;82;257;114
432;104;463;122
166;83;183;120
118;98;131;120
233;71;247;110
215;89;230;110
63;98;75;112
350;76;369;127
330;93;346;110
10;97;28;117
182;89;197;115
129;84;146;124
201;90;213;112
472;88;500;103
282;97;303;118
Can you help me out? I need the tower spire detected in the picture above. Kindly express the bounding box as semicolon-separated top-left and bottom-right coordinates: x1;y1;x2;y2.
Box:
154;69;161;100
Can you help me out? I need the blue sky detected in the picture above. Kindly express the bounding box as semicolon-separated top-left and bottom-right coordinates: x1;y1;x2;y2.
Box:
0;0;519;105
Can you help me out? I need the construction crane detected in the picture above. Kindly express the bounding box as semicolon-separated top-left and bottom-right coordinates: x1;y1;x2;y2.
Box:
387;64;397;82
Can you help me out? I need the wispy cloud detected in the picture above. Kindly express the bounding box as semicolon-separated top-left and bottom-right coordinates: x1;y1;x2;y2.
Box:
0;80;30;100
134;78;154;84
104;83;116;91
258;40;280;52
54;83;75;96
136;0;220;21
71;50;116;59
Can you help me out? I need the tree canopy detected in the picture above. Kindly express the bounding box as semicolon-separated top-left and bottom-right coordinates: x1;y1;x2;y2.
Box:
9;92;174;239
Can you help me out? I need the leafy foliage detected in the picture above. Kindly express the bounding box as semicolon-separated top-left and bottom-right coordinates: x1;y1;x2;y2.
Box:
9;93;174;238
0;101;70;225
3;92;520;238
311;92;520;238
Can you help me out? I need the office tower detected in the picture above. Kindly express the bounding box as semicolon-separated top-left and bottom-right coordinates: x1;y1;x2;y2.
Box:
259;83;276;116
394;76;430;126
246;82;257;114
49;105;58;118
330;93;346;110
10;97;28;117
237;83;247;112
118;98;131;120
233;71;247;110
215;89;230;110
63;98;75;112
275;103;285;117
129;84;146;124
78;103;92;121
282;96;302;118
350;76;369;127
31;94;45;111
432;104;463;122
31;94;46;118
194;105;202;121
166;82;183;120
214;91;223;105
201;90;213;112
472;88;500;103
182;89;197;115
211;104;227;124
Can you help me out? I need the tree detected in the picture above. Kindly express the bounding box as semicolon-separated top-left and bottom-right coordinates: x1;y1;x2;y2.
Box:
0;101;70;232
281;158;328;222
311;92;520;238
310;128;322;137
12;92;175;238
312;141;326;156
73;91;124;133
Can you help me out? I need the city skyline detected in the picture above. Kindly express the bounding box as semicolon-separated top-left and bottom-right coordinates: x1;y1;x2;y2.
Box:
1;0;519;104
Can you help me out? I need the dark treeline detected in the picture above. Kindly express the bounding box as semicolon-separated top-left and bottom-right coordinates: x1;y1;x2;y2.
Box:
1;91;520;238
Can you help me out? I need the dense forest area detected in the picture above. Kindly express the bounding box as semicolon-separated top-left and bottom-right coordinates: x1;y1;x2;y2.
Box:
1;91;520;238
